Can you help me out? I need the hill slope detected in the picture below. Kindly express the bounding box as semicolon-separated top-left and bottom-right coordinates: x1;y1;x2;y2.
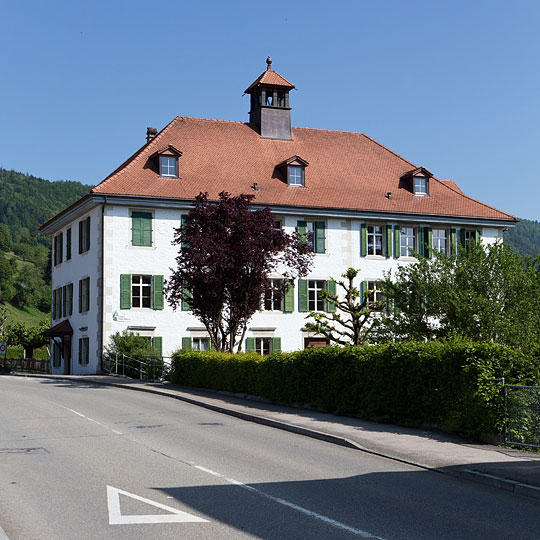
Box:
504;218;540;257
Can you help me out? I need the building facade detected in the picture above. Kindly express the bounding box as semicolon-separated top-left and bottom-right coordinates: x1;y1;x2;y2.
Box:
41;59;516;374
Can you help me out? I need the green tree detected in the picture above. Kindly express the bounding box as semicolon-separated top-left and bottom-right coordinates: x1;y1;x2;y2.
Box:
0;224;13;252
5;320;50;358
12;265;50;311
0;252;16;303
305;268;385;345
381;242;540;349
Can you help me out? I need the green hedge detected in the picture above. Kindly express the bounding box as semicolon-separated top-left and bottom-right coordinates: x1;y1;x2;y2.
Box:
168;339;540;438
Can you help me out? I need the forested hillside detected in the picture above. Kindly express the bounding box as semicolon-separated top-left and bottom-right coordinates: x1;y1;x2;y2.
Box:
504;218;540;257
0;169;91;321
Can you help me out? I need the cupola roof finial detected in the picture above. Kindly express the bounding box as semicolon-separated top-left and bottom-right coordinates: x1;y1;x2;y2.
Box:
266;56;272;70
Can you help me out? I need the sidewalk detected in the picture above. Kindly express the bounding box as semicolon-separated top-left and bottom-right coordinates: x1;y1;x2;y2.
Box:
13;373;540;501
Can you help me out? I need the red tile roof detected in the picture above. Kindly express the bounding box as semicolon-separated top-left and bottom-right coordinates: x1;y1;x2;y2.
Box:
244;69;295;93
91;116;515;222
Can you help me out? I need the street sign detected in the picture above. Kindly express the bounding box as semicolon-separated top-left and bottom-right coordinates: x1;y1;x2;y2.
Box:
0;342;6;354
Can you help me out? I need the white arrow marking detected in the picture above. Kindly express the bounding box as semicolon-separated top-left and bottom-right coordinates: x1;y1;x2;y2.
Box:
106;486;209;525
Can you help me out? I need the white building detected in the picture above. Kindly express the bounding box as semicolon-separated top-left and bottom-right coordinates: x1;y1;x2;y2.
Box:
40;58;516;374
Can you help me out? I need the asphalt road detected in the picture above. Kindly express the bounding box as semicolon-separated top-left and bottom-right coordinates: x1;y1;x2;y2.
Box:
1;375;539;540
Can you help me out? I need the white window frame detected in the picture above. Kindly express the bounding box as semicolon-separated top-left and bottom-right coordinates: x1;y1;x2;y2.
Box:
432;229;448;255
131;275;152;309
263;279;284;312
464;230;474;250
413;176;429;195
367;225;384;256
366;280;385;311
255;337;273;356
308;280;326;312
160;155;178;177
192;337;211;351
400;227;416;257
288;165;304;186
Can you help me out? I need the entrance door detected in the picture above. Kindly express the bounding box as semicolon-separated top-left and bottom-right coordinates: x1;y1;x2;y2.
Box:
63;337;72;375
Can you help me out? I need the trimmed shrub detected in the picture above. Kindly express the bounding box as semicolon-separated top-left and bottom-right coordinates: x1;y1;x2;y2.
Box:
168;338;540;438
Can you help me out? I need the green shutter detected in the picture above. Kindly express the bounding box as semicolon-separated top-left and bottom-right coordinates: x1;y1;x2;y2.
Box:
245;337;255;352
385;225;392;258
459;229;466;248
181;337;192;351
284;283;294;312
362;281;368;303
78;221;83;254
62;285;67;317
297;220;307;243
475;229;481;244
314;221;326;254
132;212;152;247
120;274;131;309
68;283;73;315
153;275;164;310
271;337;281;352
59;232;63;263
450;229;457;255
394;225;400;258
85;277;90;312
326;280;336;313
418;228;425;258
152;337;163;357
182;283;192;311
78;279;82;313
66;228;71;260
181;214;188;248
298;280;308;312
425;227;432;259
361;223;367;257
85;217;90;251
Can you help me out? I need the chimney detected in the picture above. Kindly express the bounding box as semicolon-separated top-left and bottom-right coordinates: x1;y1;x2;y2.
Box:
146;127;157;143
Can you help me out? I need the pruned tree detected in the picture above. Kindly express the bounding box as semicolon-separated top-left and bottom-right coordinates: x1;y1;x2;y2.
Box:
304;267;385;346
5;320;50;358
166;191;313;352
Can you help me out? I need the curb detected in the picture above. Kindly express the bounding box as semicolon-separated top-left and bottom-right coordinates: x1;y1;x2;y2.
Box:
12;373;540;502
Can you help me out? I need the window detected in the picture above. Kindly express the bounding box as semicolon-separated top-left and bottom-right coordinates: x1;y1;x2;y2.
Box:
400;227;416;257
78;337;89;365
54;233;63;265
160;155;178;177
245;337;281;355
365;280;385;311
263;279;284;311
53;288;63;320
273;219;283;231
432;229;448;255
79;277;90;313
131;211;153;247
132;275;152;308
66;228;72;260
464;230;473;250
297;220;326;253
120;274;164;310
308;280;326;311
288;165;304;186
79;217;90;254
52;342;61;368
413;176;429;195
62;283;73;317
193;337;211;351
367;225;384;256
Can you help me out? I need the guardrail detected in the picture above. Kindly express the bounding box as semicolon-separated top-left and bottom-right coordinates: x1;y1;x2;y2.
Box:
102;353;172;381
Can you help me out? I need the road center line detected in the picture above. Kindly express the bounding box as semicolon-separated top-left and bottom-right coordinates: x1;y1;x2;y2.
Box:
193;465;386;539
61;406;123;435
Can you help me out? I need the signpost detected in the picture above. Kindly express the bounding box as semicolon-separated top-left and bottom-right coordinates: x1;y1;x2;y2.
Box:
0;342;7;372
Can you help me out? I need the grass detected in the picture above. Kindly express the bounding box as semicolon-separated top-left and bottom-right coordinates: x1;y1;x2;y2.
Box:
1;302;49;326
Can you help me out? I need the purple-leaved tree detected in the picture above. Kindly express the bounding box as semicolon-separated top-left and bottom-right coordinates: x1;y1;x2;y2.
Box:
165;192;313;352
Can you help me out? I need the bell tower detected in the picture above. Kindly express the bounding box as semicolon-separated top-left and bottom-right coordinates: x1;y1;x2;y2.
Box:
245;57;295;140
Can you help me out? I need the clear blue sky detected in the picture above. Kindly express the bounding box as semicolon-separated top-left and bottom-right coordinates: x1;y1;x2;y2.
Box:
1;0;539;220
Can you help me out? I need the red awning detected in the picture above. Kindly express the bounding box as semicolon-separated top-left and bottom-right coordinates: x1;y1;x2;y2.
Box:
42;319;73;338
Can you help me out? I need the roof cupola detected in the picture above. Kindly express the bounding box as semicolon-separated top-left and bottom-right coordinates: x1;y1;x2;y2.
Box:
245;57;295;140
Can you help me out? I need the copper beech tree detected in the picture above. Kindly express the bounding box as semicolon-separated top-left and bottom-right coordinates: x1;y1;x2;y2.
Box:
165;192;313;352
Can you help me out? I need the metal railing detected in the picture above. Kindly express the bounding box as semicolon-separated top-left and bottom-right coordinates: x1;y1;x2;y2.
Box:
103;353;172;381
504;384;540;449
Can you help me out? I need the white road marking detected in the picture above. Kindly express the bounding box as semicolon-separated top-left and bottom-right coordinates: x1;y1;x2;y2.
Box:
193;465;386;539
106;486;209;525
61;406;123;435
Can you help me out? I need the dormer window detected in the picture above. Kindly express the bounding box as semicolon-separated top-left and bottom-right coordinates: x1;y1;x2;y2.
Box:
400;166;433;196
160;155;178;177
289;165;304;186
150;144;183;178
276;155;309;187
413;176;429;196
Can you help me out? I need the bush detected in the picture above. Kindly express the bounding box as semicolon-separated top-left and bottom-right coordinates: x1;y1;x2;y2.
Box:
104;331;164;379
168;338;540;438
